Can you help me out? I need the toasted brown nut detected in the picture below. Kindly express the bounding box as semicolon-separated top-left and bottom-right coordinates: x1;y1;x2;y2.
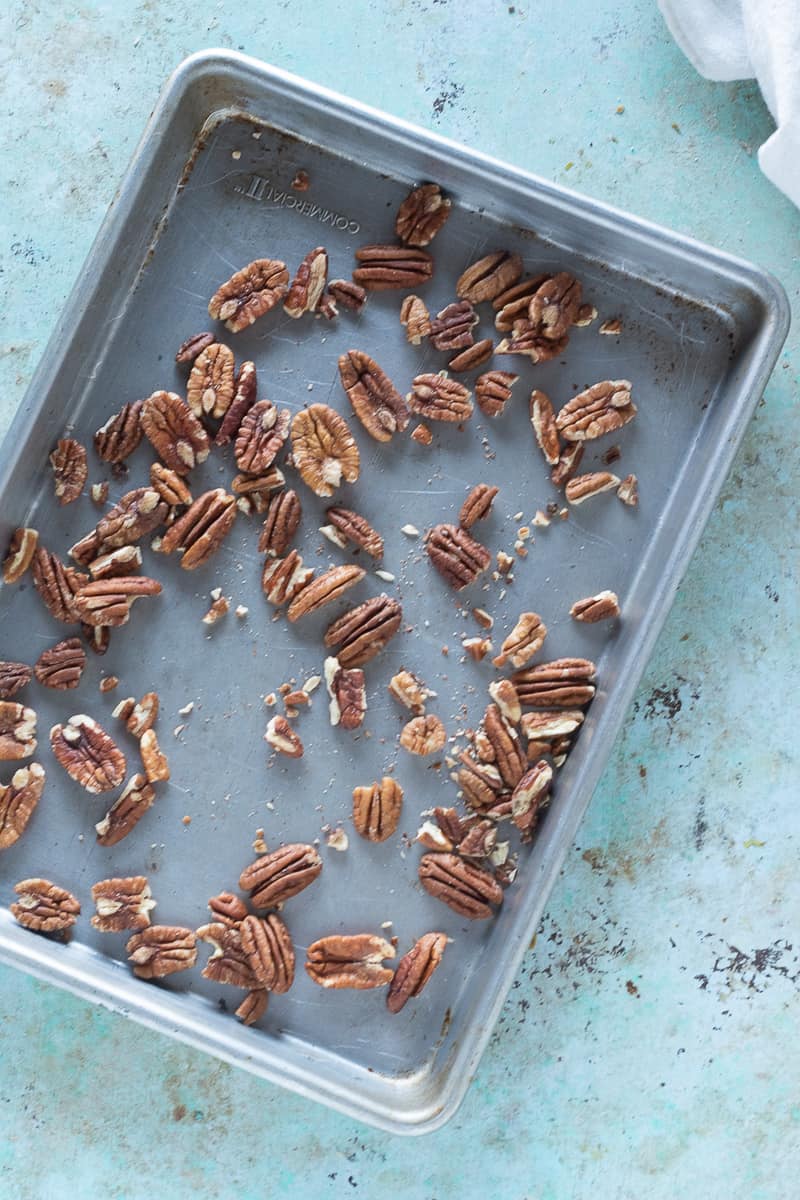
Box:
418;854;503;919
94;401;144;464
407;372;473;422
399;294;431;344
236;989;269;1025
338;350;409;442
459;483;498;530
324;657;367;730
496;320;569;362
91;876;156;932
457;251;522;304
239;843;323;908
72;575;162;628
429;301;479;352
387;669;436;715
284;246;328;317
411;423;433;445
550;442;585;487
511;759;553;839
528;272;582;340
449;339;494;373
0;701;37;761
126;925;197;979
140;728;169;783
240;913;295;992
456;751;506;814
387;932;447;1013
11;878;80;933
327;279;367;311
258;489;302;557
88;544;143;580
305;933;395;989
286;563;365;623
399;714;447;756
50;438;88;505
323;594;402;667
352;776;403;842
617;474;639;506
159;488;237;570
0;662;33;700
426;523;491;590
556;380;635;442
264;715;304;758
32;547;87;623
187;342;235;421
291;404;360;497
352;244;434;290
565;472;621;504
95;487;169;551
208;892;249;926
529;390;561;465
95;773;155;846
232;467;285;500
493;612;547;669
175;331;215;364
149;462;192;508
0;763;45;849
82;623;111;656
34;638;86;690
492;273;551;315
512;658;597;709
488;678;521;724
570;590;620;623
208;258;290;332
475;370;518;418
3;527;39;584
216;361;257;448
520;710;585;740
235;401;291;474
140;391;211;475
481;703;526;788
261;550;314;606
196;922;258;989
324;506;384;559
50;714;125;793
395;182;451;246
458;819;497;859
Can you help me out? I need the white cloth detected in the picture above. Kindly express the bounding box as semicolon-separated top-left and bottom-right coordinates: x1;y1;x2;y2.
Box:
658;0;800;208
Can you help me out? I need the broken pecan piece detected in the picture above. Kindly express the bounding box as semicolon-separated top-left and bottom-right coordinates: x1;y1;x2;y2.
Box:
399;295;431;344
493;275;551;328
196;922;257;988
265;715;303;758
208;258;290;331
96;487;169;549
239;843;323;908
73;576;162;627
496;321;568;362
511;760;553;839
493;612;547;669
324;506;383;559
3;527;39;584
34;638;86;690
140;728;169;782
261;550;314;606
11;878;80;933
175;331;215;365
240;913;295;992
208;892;248;927
91;876;156;933
140;390;211;475
32;547;86;623
94;401;144;464
159;488;236;569
449;339;494;373
407;372;473;422
418;854;503;919
0;763;45;849
69;529;103;568
520;710;585;741
0;662;33;700
352;776;403;842
617;474;638;506
88;545;142;581
290;404;360;497
456;752;505;814
429;301;479;352
457;251;522;304
95;773;155;846
50;715;125;793
0;701;37;761
82;624;111;655
149;462;192;508
387;669;435;715
305;934;395;989
387;932;447;1013
127;926;197;979
400;713;447;756
324;657;366;730
550;442;584;487
488;678;521;724
426;523;490;590
395;182;451;246
187;342;235;420
338;349;409;442
458;819;497;859
353;244;434;290
530;390;561;465
475;370;518;418
323;594;402;667
565;472;621;504
236;989;268;1026
459;483;498;530
570;590;620;622
512;658;597;708
327;279;367;311
286;563;364;623
528;272;582;340
215;361;256;448
258;489;302;557
50;438;87;505
284;246;328;317
556;380;635;442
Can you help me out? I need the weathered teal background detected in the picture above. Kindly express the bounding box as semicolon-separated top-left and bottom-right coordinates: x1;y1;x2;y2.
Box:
1;2;798;1197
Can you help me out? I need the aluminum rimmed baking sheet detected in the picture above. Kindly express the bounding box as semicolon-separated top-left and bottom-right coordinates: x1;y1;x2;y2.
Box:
0;50;788;1134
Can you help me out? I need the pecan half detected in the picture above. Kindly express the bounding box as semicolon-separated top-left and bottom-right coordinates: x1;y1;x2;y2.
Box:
493;612;547;669
528;272;582;340
149;462;192;508
265;715;304;758
69;530;103;568
511;760;553;839
127;926;197;979
290;405;360;497
457;251;522;304
459;483;498;529
475;370;518;418
400;713;447;756
88;545;142;580
520;710;585;740
50;715;125;793
261;550;314;606
187;342;235;420
95;773;155;845
493;275;551;328
327;279;367;311
352;776;403;842
400;295;431;344
407;372;473;423
305;934;395;989
353;244;434;290
96;487;169;549
34;638;86;690
324;657;366;730
570;590;620;622
159;489;236;569
235;402;290;474
284;246;328;317
94;401;144;463
418;854;503;919
324;594;402;667
338;349;409;442
196;922;257;989
208;258;290;331
482;703;525;788
11;878;80;933
550;442;584;487
429;301;479;352
3;527;39;584
208;892;249;927
73;576;162;627
529;390;560;465
0;763;45;849
387;669;435;715
140;390;211;475
617;474;639;506
240;913;295;992
32;547;86;623
512;658;597;708
236;989;268;1025
0;662;32;700
50;438;87;505
387;932;447;1013
449;339;494;373
140;728;169;782
324;506;383;559
258;489;302;557
286;563;364;623
214;363;255;449
396;182;451;246
456;752;505;814
556;380;635;442
239;843;323;908
565;472;620;504
91;876;156;933
0;702;37;761
426;523;490;590
175;331;215;365
496;322;568;361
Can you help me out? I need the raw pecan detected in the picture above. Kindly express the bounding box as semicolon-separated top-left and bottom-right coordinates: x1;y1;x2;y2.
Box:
528;272;582;340
140;729;169;782
617;474;638;506
418;853;503;919
400;714;447;756
240;913;295;992
236;989;268;1025
387;932;447;1013
327;279;367;311
32;547;86;623
187;342;235;420
208;892;249;927
530;390;560;465
556;380;635;442
126;926;197;979
175;331;215;364
324;506;383;559
456;752;505;814
149;462;192;508
261;550;314;606
324;657;366;730
208;258;290;331
449;339;494;373
459;483;498;529
96;487;169;549
550;442;584;487
395;182;451;246
11;878;80;933
458;819;497;859
352;776;403;842
216;360;257;447
475;370;518;418
284;246;328;317
570;590;620;622
89;544;143;579
0;662;32;700
286;563;364;623
496;321;568;361
235;402;290;474
0;701;37;761
50;438;87;505
488;678;521;724
429;301;479;352
482;703;525;788
94;401;144;463
73;575;162;627
95;773;155;846
34;638;86;690
258;489;301;557
82;624;111;656
426;523;490;590
407;373;473;422
50;715;125;793
387;669;435;715
69;529;103;567
512;658;597;708
140;390;211;475
264;715;303;758
457;251;522;304
493;612;547;669
353;244;434;290
196;922;257;988
3;527;39;584
520;710;585;740
91;876;156;933
399;295;431;344
566;472;620;504
290;404;360;497
324;594;402;667
305;934;395;989
338;349;409;442
493;274;551;327
159;488;236;569
0;763;45;849
239;843;323;908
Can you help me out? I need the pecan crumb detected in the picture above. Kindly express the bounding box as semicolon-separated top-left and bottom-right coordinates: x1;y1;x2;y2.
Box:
326;826;349;852
99;676;119;693
617;474;639;506
203;596;230;625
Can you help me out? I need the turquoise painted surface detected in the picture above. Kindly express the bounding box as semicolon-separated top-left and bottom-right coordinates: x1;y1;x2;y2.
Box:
1;2;798;1197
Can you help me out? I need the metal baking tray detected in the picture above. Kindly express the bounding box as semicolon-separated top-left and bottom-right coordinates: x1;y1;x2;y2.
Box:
0;50;788;1134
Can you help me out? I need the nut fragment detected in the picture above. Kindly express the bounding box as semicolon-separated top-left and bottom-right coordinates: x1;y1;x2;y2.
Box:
565;472;620;504
599;317;622;336
492;274;551;321
493;612;547;669
520;710;585;740
99;676;118;693
96;487;169;550
325;657;367;730
399;295;431;344
232;467;285;501
91;482;109;505
395;182;451;246
187;342;235;421
399;714;447;756
50;714;125;793
265;715;303;758
386;931;447;1013
0;702;37;761
456;752;505;814
196;922;257;988
426;523;491;590
488;678;521;724
208;892;249;927
239;843;323;907
208;258;290;332
305;934;395;989
388;669;435;715
353;244;434;290
11;878;80;933
324;506;383;559
556;380;636;442
338;349;409;442
0;763;45;849
284;246;328;317
418;853;503;919
94;401;144;464
34;638;86;690
82;624;111;656
258;490;302;557
529;390;561;465
449;339;494;373
140;728;169;782
159;488;237;569
327;279;367;311
175;331;215;364
0;662;33;700
149;462;192;508
3;527;39;585
457;251;522;304
291;405;360;497
91;876;156;932
236;989;268;1025
324;594;403;667
235;401;291;474
511;760;553;839
617;474;639;506
429;301;479;352
411;423;433;446
216;360;258;447
407;372;473;423
463;636;491;661
32;547;86;623
50;438;88;505
458;819;497;859
126;926;197;979
570;590;620;622
261;550;314;606
550;442;585;487
459;483;498;530
88;544;143;580
240;913;295;992
286;563;365;623
95;773;155;846
140;390;211;475
475;371;518;418
512;658;597;709
528;272;582;340
72;575;162;627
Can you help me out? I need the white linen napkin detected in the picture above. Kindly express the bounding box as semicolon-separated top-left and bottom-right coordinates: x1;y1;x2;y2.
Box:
658;0;800;209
